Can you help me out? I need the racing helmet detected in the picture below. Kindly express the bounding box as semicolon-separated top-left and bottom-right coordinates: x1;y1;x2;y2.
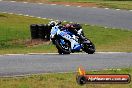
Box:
48;21;57;27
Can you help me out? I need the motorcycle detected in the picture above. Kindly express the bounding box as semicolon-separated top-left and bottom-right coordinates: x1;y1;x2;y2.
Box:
50;23;95;55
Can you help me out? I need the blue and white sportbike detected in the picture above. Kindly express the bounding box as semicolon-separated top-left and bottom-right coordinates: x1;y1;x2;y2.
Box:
50;21;95;54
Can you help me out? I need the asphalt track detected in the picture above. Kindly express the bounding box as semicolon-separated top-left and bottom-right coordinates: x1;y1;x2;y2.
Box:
0;53;132;76
0;1;132;30
0;1;132;76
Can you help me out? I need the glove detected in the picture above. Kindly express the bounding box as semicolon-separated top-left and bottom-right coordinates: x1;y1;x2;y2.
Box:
77;29;82;35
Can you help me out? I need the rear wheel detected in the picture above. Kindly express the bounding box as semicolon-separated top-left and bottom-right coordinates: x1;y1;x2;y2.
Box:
83;42;95;54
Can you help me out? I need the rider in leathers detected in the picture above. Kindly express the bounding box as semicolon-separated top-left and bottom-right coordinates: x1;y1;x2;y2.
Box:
49;21;82;51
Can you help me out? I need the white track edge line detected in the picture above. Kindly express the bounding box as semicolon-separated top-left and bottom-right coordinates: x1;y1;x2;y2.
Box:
65;5;70;6
38;3;43;5
0;52;131;56
77;6;81;7
23;2;28;3
10;1;16;2
51;4;56;5
0;1;132;12
105;8;109;10
116;9;120;10
0;68;123;77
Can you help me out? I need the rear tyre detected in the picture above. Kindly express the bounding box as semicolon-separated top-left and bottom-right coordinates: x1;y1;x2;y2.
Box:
83;43;95;54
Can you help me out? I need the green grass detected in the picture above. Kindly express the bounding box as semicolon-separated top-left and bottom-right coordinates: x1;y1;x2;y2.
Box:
82;25;132;52
0;13;57;54
0;68;131;88
49;0;132;10
98;1;132;10
0;13;132;54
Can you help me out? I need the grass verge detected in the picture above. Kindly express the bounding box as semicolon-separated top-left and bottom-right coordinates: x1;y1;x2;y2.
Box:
0;13;132;54
47;0;132;10
4;0;132;10
0;68;131;88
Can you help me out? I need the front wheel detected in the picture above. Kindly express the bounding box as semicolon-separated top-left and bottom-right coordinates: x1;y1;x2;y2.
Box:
58;49;70;55
83;42;95;54
54;39;71;55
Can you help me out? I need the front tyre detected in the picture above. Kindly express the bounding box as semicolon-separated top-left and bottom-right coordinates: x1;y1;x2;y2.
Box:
54;39;71;55
58;49;70;55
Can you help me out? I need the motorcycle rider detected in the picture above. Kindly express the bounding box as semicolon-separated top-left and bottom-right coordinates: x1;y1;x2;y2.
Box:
49;21;81;51
63;23;82;35
63;23;86;41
